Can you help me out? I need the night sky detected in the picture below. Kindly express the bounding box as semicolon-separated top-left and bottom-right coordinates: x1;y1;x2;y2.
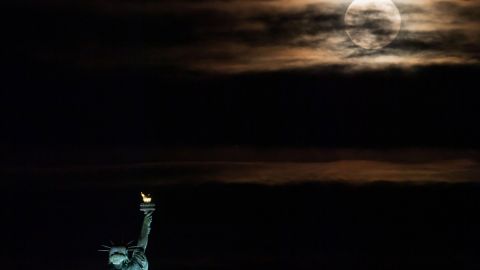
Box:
3;0;480;269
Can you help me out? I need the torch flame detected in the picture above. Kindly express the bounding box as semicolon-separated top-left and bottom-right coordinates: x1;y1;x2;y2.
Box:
141;192;152;203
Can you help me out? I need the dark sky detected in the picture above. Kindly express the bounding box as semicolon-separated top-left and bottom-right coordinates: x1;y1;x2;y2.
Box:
3;2;480;269
2;62;480;150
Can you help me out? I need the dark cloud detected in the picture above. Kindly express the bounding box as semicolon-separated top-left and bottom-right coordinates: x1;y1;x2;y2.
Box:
434;1;480;23
249;6;343;44
394;30;473;51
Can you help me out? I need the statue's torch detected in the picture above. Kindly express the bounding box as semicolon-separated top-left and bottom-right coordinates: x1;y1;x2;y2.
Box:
140;192;156;213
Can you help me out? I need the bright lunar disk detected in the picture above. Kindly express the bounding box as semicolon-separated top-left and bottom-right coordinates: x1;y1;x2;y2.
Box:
345;0;401;50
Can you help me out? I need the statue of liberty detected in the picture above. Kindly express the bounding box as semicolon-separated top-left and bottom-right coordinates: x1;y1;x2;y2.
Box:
100;193;155;270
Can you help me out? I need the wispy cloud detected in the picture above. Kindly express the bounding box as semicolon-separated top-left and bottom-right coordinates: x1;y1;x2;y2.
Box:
8;159;480;187
5;148;480;187
9;0;480;72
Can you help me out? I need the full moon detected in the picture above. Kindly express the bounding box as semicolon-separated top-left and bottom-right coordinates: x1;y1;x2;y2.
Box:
345;0;401;50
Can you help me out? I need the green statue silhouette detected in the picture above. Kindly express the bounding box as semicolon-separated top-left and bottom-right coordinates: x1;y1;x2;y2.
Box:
105;211;153;270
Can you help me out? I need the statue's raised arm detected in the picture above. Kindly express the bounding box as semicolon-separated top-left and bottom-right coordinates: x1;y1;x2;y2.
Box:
123;210;153;270
137;211;153;250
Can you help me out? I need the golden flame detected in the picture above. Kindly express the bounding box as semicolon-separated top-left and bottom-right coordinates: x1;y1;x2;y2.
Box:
141;192;152;203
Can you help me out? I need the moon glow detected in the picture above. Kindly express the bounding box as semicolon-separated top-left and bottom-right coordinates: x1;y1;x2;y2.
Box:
345;0;401;50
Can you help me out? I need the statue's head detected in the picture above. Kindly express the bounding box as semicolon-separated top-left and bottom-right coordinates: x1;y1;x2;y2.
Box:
99;241;138;268
108;246;129;266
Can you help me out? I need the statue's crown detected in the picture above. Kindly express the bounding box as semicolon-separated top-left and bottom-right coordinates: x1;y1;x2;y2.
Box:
98;241;138;253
